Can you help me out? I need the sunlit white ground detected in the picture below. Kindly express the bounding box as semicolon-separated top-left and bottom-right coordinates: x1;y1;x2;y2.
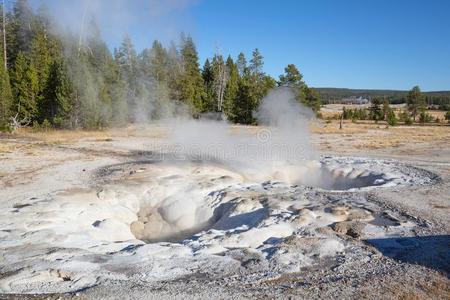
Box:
0;155;437;294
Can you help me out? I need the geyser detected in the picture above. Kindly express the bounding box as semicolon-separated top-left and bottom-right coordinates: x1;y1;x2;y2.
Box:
128;162;392;242
101;156;434;244
96;89;437;244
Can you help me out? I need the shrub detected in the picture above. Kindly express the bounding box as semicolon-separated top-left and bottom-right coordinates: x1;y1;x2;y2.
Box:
32;121;41;131
418;111;433;123
400;111;412;125
0;123;12;132
386;110;398;126
41;119;52;131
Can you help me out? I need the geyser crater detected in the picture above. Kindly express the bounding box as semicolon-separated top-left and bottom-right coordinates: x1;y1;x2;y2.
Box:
95;157;438;244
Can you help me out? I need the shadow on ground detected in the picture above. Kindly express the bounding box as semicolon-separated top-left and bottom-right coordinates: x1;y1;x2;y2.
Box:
366;235;450;277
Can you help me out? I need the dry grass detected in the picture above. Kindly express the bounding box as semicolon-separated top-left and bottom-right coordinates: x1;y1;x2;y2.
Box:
320;104;448;124
311;121;373;134
428;110;447;120
3;125;168;144
14;128;114;144
313;119;450;151
1;120;448;156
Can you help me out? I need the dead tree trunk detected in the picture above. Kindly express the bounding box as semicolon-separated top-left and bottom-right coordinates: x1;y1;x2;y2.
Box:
215;62;229;112
9;113;31;132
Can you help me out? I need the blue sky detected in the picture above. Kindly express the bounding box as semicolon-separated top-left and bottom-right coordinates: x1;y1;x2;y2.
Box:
30;0;450;91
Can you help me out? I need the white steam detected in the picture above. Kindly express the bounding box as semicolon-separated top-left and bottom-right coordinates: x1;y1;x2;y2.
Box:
160;87;321;185
35;0;198;46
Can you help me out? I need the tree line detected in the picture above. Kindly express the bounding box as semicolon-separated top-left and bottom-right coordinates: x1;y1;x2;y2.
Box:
317;87;450;109
340;86;449;125
0;0;320;131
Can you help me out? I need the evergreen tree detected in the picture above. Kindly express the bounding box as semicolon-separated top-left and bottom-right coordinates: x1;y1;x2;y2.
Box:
202;58;215;111
140;40;169;84
278;64;320;112
249;48;263;78
179;35;206;114
418;111;432;123
0;51;12;128
236;52;247;77
62;24;119;128
115;34;139;121
248;48;271;104
30;28;51;84
149;40;169;82
407;85;426;121
223;56;239;120
303;86;321;112
115;34;139;90
166;40;183;102
233;76;257;124
369;98;383;122
0;2;328;128
260;75;276;98
399;111;413;125
29;27;52;121
278;64;304;88
386;108;397;126
10;0;34;59
109;67;128;126
42;58;73;126
11;51;39;121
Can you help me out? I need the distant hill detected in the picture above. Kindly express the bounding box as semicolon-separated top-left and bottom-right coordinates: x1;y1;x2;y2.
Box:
314;88;450;107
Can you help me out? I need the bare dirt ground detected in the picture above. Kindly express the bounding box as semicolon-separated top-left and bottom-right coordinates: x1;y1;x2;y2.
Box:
0;121;449;299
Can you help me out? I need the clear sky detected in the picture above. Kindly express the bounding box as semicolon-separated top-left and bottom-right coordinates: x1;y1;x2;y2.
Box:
30;0;450;91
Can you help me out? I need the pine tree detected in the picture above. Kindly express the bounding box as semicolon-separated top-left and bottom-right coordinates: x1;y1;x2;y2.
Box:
386;108;397;126
248;48;274;104
303;86;321;112
223;56;238;120
278;64;304;88
202;58;215;111
233;76;257;124
180;35;206;115
278;64;320;112
166;41;183;102
41;58;73;127
30;28;52;117
115;34;139;121
0;50;12;128
116;34;139;90
407;86;426;121
4;7;16;70
145;40;175;119
369;98;383;122
249;48;263;78
236;52;247;77
11;51;39;121
149;40;169;82
10;0;34;59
